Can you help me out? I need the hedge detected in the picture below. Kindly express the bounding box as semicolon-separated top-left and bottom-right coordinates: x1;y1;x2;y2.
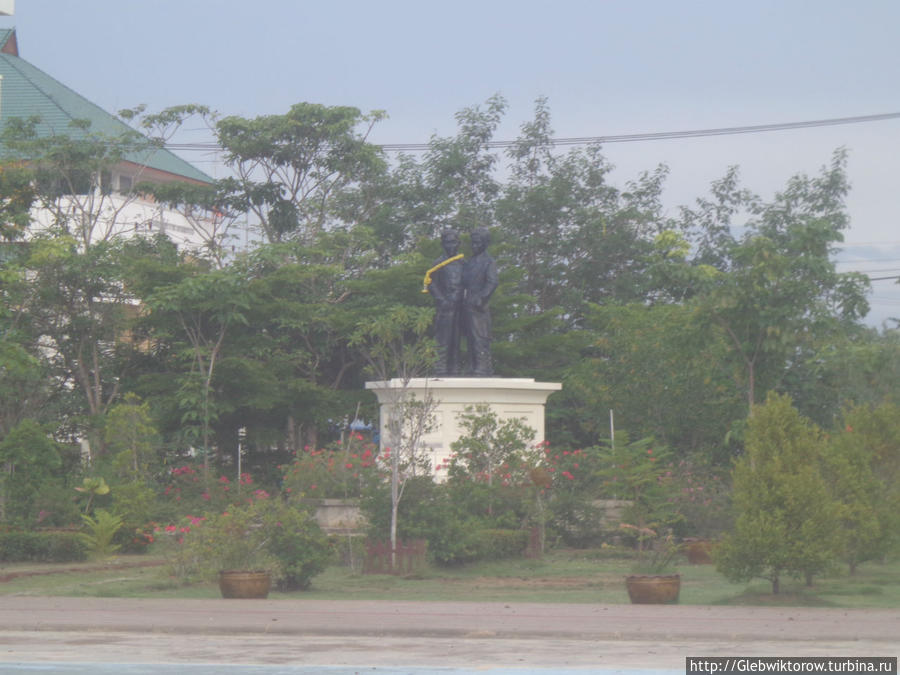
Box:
0;530;88;563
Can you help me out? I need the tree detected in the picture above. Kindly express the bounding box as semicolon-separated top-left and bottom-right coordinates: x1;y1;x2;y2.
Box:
1;114;164;248
351;305;438;565
215;103;386;244
716;393;840;593
19;236;138;451
146;262;253;474
495;97;666;324
0;419;62;524
556;303;744;456
671;151;869;412
0;161;35;241
828;402;900;565
104;393;158;480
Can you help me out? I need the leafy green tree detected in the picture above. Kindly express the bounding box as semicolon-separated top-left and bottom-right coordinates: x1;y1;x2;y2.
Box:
555;303;742;456
831;402;900;562
670;152;869;413
0;337;49;440
716;393;840;593
0;419;63;524
215;103;386;244
104;393;158;480
19;236;138;452
351;305;438;563
823;429;884;575
146;262;253;472
0;161;35;241
1;115;155;248
495;97;666;324
792;326;900;428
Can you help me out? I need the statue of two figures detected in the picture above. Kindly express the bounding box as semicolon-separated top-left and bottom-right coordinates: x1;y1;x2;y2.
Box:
426;227;498;377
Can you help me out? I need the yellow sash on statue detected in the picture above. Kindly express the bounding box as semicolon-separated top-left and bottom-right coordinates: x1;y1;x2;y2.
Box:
422;254;464;293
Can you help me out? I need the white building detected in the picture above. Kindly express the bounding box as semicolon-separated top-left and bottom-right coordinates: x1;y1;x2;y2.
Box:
0;27;222;253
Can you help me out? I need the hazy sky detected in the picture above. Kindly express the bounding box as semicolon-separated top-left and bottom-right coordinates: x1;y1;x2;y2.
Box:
4;0;900;325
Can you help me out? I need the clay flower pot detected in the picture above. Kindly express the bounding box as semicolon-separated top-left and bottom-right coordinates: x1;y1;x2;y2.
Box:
217;570;271;599
624;574;681;604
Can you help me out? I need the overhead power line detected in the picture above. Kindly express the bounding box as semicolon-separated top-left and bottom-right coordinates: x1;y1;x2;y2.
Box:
163;111;900;154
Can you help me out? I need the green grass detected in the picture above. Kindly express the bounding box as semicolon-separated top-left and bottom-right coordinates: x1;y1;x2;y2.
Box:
1;550;898;607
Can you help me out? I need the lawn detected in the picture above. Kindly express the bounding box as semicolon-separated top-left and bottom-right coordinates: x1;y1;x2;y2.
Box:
2;549;898;608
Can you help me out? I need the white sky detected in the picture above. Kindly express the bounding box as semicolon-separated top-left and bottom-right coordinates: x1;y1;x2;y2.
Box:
4;0;900;326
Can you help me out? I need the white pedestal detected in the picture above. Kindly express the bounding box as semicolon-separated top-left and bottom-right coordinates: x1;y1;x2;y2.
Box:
365;377;561;479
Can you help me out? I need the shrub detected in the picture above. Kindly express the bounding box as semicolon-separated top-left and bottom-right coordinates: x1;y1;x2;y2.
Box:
160;494;332;590
716;393;840;593
0;530;87;562
281;437;381;500
470;529;528;560
77;510;123;557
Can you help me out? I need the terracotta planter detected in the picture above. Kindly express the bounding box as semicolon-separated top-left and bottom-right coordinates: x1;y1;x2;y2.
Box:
217;570;271;599
624;574;681;604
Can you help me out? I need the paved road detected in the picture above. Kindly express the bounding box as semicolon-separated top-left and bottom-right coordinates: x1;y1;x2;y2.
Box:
0;597;896;672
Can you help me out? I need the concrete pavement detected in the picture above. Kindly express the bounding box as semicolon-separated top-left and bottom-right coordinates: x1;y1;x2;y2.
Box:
0;597;896;671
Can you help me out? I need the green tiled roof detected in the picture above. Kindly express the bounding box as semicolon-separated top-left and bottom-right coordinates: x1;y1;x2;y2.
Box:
0;29;212;184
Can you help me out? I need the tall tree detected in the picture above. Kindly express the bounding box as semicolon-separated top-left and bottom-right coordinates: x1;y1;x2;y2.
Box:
556;303;743;456
215;103;386;244
496;98;667;323
671;151;869;412
145;261;253;473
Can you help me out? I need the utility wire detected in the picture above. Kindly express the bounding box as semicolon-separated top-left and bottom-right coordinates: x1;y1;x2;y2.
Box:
162;111;900;153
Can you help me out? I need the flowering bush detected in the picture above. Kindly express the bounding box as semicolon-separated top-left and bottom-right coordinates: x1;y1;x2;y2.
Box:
159;463;266;516
152;514;209;579
281;437;381;500
155;493;332;590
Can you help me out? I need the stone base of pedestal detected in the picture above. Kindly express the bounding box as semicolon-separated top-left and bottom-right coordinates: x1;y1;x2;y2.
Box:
365;377;561;479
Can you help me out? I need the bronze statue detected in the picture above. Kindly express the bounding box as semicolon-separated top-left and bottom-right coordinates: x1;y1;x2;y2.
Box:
426;229;464;376
461;227;498;377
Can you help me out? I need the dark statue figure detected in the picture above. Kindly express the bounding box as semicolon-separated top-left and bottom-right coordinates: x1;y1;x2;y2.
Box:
428;229;464;376
425;227;498;377
461;227;498;377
